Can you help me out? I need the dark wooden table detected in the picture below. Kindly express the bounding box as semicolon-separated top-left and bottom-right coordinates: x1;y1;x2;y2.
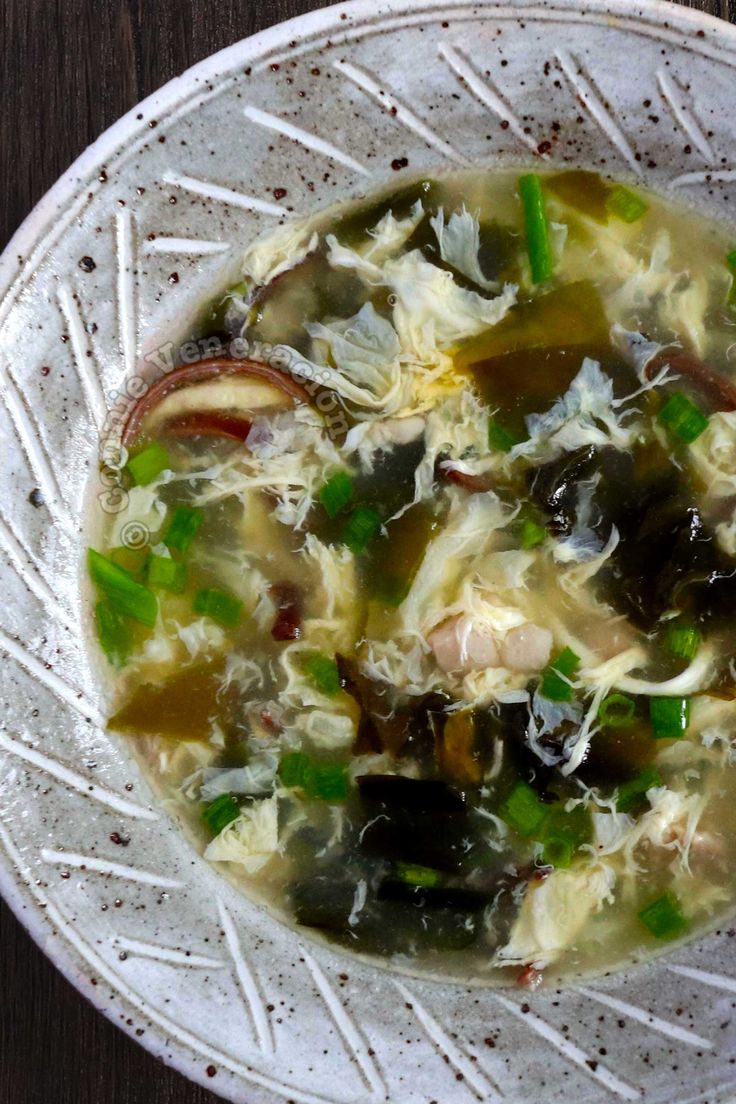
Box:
1;0;734;1100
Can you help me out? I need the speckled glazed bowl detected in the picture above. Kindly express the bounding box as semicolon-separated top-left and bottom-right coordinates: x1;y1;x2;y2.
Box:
3;1;736;1100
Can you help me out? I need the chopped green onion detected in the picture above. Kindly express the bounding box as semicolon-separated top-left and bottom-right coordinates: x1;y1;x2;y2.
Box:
193;587;243;628
302;652;341;696
540;646;580;702
319;470;354;518
341;505;381;554
305;762;348;802
519;173;553;284
727;250;736;303
278;752;347;801
146;554;186;593
278;751;311;788
638;892;688;940
650;695;690;740
109;546;149;580
606;184;648;223
488;416;522;453
87;548;158;627
598;692;636;728
616;767;662;813
520;519;547;549
126;442;170;486
665;624;702;662
541;832;576;869
164;505;204;553
395;862;442;888
94;599;132;667
202;793;240;835
657;391;709;444
499;782;549;837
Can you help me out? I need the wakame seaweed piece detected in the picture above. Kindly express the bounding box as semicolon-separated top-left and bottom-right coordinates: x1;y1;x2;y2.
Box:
614;499;721;629
248;246;367;357
109;661;226;741
528;444;600;536
357;775;467;813
480;701;560;801
404;212;519;290
376;879;490;912
336;654;415;756
357;810;478;875
331;178;441;246
454;281;610;370
351;434;427;519
544;169;613;223
577;713;658;789
437;710;484;786
290;872;366;935
363;502;441;610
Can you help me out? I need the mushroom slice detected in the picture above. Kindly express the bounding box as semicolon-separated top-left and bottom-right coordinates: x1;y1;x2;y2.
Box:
122;357;313;446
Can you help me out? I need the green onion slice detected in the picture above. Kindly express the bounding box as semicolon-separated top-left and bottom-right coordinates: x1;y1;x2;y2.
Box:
202;794;240;835
616;767;662;813
146;554;187;593
488;416;523;453
127;442;170;486
649;696;690;740
278;752;347;801
395;862;443;888
499;782;549;837
638;892;688;940
657;391;709;444
665;625;702;662
319;470;354;518
88;548;158;627
302;652;341;696
341;505;381;554
193;587;243;628
606;184;648;223
519;173;553;284
164;506;204;553
94;599;132;668
519;519;546;549
598;693;636;728
540;646;580;702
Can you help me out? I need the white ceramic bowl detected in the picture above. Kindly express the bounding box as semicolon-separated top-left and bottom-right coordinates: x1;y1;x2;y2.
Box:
3;1;736;1100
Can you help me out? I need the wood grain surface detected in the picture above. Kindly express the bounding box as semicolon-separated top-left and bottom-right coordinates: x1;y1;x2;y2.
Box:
0;0;733;1101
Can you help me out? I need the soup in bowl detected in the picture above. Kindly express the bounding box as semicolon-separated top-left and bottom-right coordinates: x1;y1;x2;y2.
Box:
88;168;736;986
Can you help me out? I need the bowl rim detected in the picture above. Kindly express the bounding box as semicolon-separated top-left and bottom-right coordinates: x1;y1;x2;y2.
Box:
3;0;736;1100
